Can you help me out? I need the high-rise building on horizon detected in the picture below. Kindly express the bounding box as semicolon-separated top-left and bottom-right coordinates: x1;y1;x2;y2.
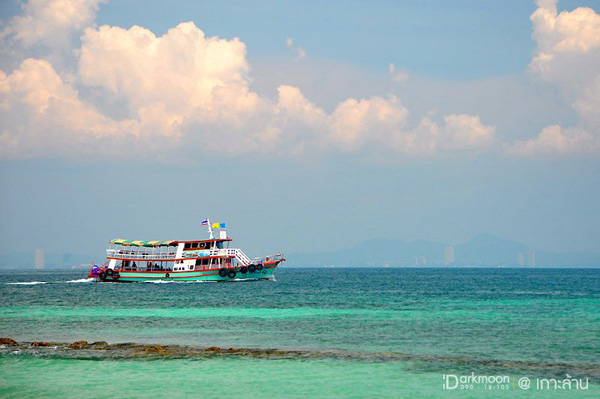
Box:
444;246;455;265
527;248;536;268
518;252;525;267
34;249;44;269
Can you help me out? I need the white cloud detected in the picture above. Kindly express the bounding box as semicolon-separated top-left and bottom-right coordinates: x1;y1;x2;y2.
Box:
328;95;409;152
514;0;600;157
508;124;600;156
80;22;253;119
387;114;496;156
0;58;137;159
442;114;496;150
0;3;498;161
1;0;105;51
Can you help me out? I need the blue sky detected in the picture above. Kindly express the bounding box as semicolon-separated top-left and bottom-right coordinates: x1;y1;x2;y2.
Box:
88;0;596;78
0;0;599;260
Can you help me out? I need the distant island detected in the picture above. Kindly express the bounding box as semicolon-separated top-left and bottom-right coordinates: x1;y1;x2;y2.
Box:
1;233;599;269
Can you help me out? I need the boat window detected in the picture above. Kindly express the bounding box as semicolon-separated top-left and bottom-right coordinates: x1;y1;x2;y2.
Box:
216;241;224;249
196;258;209;266
191;242;198;248
184;243;191;249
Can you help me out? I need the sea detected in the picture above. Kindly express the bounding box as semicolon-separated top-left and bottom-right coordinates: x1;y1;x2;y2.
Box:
0;268;598;398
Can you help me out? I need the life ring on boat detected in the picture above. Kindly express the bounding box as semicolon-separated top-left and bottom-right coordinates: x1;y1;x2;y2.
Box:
228;271;237;279
240;266;248;274
165;273;170;278
98;271;107;281
256;264;263;271
218;269;228;278
248;265;256;273
112;272;120;281
106;269;114;277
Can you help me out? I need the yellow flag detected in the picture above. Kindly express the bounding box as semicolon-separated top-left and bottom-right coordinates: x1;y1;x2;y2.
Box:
212;223;219;228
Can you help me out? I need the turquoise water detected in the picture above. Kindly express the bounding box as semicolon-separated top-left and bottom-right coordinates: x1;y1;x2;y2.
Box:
1;268;599;398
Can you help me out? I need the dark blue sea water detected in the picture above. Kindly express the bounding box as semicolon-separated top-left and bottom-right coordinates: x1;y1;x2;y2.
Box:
1;268;598;398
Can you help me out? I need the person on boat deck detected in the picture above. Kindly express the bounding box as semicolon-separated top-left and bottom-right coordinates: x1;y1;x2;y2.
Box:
147;261;152;270
132;262;137;270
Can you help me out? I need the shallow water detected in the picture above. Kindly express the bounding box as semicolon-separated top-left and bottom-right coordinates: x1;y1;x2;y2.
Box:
1;268;598;398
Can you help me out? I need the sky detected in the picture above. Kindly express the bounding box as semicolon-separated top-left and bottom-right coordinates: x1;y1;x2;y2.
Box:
0;0;599;260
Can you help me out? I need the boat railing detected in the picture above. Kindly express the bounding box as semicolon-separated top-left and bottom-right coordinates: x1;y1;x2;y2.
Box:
106;248;176;260
106;247;280;265
252;253;284;264
229;248;251;266
186;248;241;259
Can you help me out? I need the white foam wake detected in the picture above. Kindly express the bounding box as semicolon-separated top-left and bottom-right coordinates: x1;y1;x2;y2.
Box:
65;278;95;283
7;281;48;285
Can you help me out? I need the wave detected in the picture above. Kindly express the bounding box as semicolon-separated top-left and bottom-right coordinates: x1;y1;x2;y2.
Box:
6;278;95;285
6;281;48;285
65;278;95;284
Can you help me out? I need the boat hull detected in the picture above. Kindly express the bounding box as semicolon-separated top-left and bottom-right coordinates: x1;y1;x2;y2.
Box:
95;263;279;283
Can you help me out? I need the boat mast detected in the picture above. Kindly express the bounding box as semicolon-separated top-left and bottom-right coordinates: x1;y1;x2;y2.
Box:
207;218;214;240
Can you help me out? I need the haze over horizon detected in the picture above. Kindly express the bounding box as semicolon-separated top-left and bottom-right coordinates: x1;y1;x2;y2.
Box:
1;0;599;260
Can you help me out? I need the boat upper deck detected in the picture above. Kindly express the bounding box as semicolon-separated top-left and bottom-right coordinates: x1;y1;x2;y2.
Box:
106;247;240;261
107;237;235;261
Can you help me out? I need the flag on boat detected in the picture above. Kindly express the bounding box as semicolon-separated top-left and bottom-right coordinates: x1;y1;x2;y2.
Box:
220;223;226;228
212;223;219;228
201;219;209;225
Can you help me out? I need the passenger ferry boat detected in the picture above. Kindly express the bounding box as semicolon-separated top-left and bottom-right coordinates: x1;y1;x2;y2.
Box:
88;222;284;282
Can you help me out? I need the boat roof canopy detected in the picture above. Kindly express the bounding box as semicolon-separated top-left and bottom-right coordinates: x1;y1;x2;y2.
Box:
110;239;177;247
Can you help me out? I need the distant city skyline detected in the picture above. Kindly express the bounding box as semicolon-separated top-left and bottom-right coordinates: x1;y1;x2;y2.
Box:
3;232;597;269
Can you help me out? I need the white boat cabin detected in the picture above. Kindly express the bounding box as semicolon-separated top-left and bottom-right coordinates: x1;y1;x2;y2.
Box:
105;232;253;272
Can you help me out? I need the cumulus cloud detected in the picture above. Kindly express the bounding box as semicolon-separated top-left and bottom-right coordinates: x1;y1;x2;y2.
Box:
387;114;496;156
0;1;498;161
0;58;137;159
510;0;600;156
329;95;408;152
79;22;258;123
1;0;105;51
508;124;600;156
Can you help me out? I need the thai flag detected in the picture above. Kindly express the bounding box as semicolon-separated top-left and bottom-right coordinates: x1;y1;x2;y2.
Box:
201;219;209;225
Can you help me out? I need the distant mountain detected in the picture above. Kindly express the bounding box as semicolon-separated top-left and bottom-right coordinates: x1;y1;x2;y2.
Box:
287;238;445;267
454;233;528;266
286;234;600;268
